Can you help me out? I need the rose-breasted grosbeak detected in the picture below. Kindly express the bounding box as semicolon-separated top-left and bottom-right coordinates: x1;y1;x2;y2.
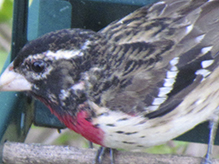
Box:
1;0;219;163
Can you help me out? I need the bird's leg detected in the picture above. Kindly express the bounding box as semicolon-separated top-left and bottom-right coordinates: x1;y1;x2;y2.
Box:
94;147;105;164
109;148;115;164
93;147;115;164
202;107;219;164
202;120;218;164
89;141;94;148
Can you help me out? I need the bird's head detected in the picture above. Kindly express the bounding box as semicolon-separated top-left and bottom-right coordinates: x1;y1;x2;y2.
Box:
0;28;109;114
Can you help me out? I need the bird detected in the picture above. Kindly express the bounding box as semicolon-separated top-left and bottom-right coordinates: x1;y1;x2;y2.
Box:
1;0;219;163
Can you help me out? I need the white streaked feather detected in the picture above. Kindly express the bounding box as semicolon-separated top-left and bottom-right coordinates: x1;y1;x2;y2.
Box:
164;78;175;87
158;87;172;97
59;89;71;101
201;60;214;69
170;57;179;66
46;50;83;60
170;66;178;71
72;81;85;90
148;105;159;111
185;24;194;34
166;71;178;78
195;34;205;43
201;46;213;54
152;97;166;105
195;69;211;77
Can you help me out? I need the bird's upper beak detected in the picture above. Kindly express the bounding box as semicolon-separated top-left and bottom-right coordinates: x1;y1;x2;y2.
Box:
0;62;32;91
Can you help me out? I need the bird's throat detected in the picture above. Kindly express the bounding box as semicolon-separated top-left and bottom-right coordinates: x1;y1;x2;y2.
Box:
42;100;105;146
60;110;105;146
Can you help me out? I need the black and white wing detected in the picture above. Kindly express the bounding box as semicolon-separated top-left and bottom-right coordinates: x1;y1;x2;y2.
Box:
87;0;219;117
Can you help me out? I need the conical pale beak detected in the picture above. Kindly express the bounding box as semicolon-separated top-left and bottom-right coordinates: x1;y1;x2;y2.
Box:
0;62;32;91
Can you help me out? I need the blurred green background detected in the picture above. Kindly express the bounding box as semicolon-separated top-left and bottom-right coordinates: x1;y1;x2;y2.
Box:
0;0;12;71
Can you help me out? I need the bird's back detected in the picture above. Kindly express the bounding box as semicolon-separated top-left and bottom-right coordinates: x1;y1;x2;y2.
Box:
83;0;219;149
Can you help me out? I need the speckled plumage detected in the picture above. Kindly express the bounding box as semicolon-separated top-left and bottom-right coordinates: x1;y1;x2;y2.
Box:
1;0;219;159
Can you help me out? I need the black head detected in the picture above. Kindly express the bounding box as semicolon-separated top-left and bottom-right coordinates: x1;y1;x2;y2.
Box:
8;28;109;113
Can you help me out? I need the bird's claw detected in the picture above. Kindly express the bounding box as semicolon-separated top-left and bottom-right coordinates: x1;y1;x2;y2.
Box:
93;147;115;164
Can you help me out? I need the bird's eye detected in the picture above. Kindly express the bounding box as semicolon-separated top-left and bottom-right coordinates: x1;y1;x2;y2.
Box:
31;60;46;73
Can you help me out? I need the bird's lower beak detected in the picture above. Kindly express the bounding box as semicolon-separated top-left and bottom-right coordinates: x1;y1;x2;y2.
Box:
0;62;32;91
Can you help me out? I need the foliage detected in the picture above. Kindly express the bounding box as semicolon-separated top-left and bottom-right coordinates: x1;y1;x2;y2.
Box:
0;0;13;24
0;0;13;71
0;50;7;70
145;141;188;155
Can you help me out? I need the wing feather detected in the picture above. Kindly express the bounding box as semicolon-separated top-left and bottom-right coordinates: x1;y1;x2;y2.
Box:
87;0;219;117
